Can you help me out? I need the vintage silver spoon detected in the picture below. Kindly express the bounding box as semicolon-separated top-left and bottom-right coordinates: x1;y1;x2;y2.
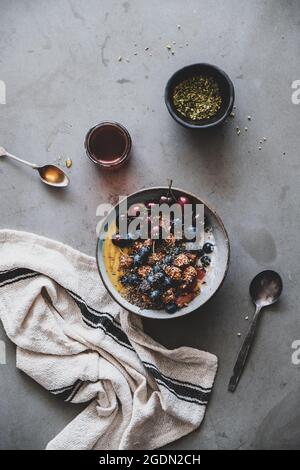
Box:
0;146;69;188
228;270;283;392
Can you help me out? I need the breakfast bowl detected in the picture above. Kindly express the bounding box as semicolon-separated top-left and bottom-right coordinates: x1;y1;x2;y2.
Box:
96;187;230;319
165;63;235;129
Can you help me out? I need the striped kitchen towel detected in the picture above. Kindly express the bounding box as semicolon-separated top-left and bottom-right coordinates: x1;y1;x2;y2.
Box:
0;230;217;450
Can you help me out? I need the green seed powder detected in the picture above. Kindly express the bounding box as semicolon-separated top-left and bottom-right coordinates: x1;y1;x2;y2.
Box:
173;75;222;121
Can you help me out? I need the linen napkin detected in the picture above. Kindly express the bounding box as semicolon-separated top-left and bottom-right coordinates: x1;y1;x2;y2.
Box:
0;229;217;450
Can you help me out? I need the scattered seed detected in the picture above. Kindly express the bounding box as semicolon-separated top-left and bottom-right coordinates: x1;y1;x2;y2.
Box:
126;58;130;62
230;112;235;118
117;56;122;62
66;158;72;168
233;105;236;109
258;146;262;150
244;126;248;131
237;332;241;337
236;127;241;135
134;52;138;56
166;44;172;50
177;24;181;29
186;42;189;46
245;316;249;320
263;137;267;141
149;53;152;56
172;41;176;45
247;115;251;121
171;50;175;55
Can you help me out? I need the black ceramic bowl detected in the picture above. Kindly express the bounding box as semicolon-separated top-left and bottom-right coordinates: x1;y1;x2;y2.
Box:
165;63;235;129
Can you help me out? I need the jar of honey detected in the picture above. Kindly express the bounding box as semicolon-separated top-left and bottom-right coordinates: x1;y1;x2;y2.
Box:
85;121;132;170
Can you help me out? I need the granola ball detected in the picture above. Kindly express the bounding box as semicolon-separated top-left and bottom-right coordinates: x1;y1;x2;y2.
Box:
173;253;190;268
148;252;164;265
164;265;182;282
138;265;152;278
162;288;176;304
182;265;197;284
120;254;133;269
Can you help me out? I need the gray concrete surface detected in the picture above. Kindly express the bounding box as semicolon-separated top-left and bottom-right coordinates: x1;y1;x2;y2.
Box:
0;0;300;450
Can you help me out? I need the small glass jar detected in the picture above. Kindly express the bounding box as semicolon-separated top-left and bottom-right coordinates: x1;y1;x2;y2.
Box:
85;121;132;170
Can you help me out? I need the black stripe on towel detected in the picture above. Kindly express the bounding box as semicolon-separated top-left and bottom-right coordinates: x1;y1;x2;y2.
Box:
68;291;133;351
67;289;121;326
50;380;82;402
143;362;211;406
82;317;134;352
143;361;212;392
0;268;38;287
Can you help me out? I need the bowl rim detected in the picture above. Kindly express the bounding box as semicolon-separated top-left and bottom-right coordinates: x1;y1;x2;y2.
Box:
96;186;231;319
164;62;235;129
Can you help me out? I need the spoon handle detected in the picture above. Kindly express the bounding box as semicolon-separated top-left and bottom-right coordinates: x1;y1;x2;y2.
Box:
3;151;38;169
228;305;262;392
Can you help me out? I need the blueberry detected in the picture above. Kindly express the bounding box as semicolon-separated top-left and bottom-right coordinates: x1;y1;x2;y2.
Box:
185;225;197;240
147;274;156;286
164;255;173;265
163;276;172;287
120;275;129;285
173;247;182;255
112;233;129;248
201;255;211;268
203;242;214;254
165;303;177;314
139;280;151;293
152;264;162;274
133;254;143;266
127;274;140;285
140;246;151;258
154;272;165;282
150;290;161;302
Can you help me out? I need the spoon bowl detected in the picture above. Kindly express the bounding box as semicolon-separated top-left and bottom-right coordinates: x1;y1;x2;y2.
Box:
37;165;69;187
250;270;283;308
